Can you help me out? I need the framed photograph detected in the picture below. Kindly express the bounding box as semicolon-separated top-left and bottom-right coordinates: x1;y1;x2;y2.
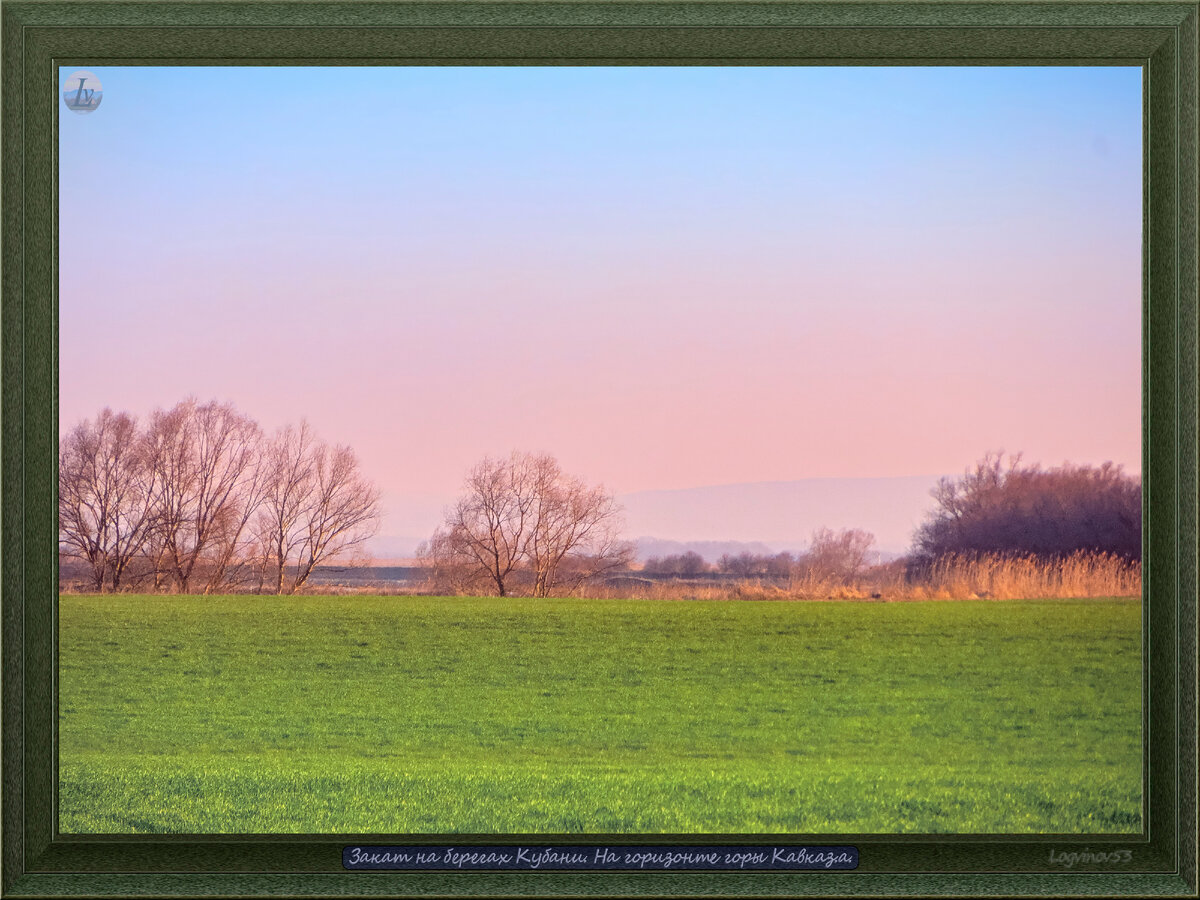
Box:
3;1;1196;897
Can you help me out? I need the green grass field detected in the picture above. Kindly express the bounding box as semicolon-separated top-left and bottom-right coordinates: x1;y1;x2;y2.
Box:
59;594;1142;834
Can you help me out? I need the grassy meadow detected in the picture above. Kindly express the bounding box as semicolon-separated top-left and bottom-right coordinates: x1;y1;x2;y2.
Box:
59;594;1142;834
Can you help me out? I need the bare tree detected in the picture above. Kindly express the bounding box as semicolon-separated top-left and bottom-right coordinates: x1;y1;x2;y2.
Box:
58;408;158;591
525;454;632;597
717;551;764;578
291;441;381;591
430;451;631;597
254;422;381;594
794;527;876;587
144;399;263;593
644;551;710;577
435;454;537;597
765;551;795;578
254;422;317;595
417;527;492;596
715;551;795;579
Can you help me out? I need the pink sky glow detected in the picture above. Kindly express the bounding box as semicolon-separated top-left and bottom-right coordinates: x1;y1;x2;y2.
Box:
59;66;1142;549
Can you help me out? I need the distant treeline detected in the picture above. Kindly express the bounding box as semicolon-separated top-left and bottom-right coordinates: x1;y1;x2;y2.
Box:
643;527;875;586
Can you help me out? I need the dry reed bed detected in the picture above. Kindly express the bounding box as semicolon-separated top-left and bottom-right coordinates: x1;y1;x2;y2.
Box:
579;552;1141;602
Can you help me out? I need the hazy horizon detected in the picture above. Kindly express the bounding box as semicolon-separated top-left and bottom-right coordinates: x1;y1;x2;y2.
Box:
60;66;1142;552
361;472;945;559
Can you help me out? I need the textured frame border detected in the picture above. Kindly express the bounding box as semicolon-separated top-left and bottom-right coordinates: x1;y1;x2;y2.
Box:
2;2;1196;897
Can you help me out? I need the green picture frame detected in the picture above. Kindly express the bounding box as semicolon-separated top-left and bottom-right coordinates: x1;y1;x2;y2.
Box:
3;1;1196;896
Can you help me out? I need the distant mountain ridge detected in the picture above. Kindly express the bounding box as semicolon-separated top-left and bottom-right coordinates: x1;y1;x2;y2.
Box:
619;474;945;556
633;537;776;562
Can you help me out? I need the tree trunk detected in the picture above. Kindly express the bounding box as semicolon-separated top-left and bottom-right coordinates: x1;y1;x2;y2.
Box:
275;535;286;595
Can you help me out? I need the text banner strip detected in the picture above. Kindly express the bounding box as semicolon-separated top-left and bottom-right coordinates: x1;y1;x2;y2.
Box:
344;845;859;871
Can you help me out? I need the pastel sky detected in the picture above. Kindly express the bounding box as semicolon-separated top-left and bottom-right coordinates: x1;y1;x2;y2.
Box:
59;66;1142;549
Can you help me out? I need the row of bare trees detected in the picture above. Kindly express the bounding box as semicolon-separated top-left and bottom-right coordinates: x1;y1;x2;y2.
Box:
59;399;381;593
419;451;633;597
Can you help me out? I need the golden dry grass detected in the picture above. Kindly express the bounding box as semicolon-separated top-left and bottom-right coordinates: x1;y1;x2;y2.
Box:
919;551;1141;600
577;552;1140;602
